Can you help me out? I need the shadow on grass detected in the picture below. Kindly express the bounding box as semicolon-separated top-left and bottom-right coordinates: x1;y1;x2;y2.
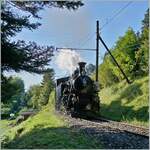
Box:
100;81;149;124
100;101;149;123
1;125;102;149
2;124;149;149
119;83;143;103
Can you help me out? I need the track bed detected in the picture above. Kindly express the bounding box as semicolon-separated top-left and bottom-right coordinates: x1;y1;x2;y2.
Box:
57;111;149;149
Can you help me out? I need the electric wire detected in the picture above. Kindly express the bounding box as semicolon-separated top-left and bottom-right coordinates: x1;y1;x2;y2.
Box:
79;32;95;48
78;2;133;48
100;1;133;31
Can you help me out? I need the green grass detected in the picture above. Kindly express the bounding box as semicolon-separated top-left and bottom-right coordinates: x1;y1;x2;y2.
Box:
0;119;15;139
99;76;149;127
1;91;102;149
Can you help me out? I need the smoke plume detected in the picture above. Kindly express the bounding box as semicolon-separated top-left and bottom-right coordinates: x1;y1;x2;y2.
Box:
55;49;83;74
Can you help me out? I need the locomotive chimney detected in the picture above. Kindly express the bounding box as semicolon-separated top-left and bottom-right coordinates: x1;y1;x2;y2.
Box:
78;62;86;75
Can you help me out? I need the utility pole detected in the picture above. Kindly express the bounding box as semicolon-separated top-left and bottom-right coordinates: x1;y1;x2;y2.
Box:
96;20;99;82
98;35;131;84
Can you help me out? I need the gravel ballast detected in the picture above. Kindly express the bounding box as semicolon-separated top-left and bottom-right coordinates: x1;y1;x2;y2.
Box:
62;114;149;149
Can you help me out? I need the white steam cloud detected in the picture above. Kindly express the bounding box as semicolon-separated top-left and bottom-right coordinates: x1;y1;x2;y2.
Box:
55;49;83;74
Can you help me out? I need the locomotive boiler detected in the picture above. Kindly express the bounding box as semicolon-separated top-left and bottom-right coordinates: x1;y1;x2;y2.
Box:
55;62;100;115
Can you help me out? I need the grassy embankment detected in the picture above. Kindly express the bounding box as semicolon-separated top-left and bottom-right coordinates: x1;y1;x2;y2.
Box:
99;76;149;127
1;92;102;149
1;76;148;148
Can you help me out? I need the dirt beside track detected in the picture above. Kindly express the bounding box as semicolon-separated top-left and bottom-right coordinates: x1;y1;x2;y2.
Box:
61;114;149;149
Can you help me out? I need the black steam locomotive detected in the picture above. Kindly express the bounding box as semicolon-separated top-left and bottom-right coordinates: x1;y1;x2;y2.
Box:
55;62;100;116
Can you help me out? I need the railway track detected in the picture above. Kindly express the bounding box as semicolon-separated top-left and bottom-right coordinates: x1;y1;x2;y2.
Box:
56;111;149;149
90;117;149;138
69;110;149;137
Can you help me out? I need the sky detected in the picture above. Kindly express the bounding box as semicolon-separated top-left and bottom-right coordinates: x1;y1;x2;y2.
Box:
5;0;148;90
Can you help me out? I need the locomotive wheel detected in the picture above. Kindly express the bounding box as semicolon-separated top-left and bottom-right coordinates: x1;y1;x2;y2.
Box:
71;100;78;112
67;94;74;110
91;101;100;112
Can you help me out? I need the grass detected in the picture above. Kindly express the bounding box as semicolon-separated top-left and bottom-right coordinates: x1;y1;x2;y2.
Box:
1;91;102;149
99;76;149;127
2;76;148;148
0;119;15;139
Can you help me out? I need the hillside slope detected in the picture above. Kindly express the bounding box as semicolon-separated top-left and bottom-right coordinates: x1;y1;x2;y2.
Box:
1;92;102;149
99;76;149;127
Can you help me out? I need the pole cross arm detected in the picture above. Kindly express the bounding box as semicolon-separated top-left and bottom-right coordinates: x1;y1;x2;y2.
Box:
56;47;96;51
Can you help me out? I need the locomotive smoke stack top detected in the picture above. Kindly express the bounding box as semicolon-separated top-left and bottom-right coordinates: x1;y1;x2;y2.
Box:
78;62;86;75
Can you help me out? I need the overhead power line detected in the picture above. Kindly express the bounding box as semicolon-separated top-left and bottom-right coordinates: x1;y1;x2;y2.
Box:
56;47;96;51
79;32;95;48
79;2;133;48
100;1;133;31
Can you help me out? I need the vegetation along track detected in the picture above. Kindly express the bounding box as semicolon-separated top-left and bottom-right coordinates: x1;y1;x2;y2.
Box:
57;112;149;149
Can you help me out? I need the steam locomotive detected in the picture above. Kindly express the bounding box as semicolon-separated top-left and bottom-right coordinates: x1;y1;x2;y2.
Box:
55;62;100;116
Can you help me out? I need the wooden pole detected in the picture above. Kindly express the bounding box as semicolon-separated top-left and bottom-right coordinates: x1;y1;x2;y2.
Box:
98;35;131;84
96;20;99;82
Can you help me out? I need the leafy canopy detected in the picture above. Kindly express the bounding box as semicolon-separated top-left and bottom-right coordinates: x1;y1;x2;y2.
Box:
1;1;83;73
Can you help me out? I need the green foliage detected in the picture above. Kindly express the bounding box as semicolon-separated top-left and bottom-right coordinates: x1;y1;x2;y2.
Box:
1;2;52;73
1;94;102;149
135;9;149;75
39;69;55;106
25;69;55;109
110;27;140;80
1;76;25;116
2;76;24;103
141;9;149;31
2;1;83;73
25;85;41;109
94;9;149;88
98;55;119;87
99;76;149;127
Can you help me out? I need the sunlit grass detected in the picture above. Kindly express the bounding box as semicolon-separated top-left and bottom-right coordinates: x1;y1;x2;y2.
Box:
99;76;149;127
1;91;102;149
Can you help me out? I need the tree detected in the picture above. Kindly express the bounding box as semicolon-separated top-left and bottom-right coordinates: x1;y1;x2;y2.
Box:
109;27;140;80
1;1;83;74
86;64;96;75
98;55;119;88
92;9;149;88
141;9;149;31
1;77;25;115
24;69;55;109
25;84;41;109
1;0;83;111
39;69;55;106
2;76;24;104
135;9;149;75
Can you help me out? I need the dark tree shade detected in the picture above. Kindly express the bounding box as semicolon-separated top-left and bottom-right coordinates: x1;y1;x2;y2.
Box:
1;1;83;73
2;40;54;73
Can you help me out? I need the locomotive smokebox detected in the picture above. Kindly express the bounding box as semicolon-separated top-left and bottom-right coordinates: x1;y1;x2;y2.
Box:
78;62;86;75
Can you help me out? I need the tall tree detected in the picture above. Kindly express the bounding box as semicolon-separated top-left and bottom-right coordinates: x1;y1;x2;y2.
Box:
25;84;41;109
93;9;149;88
39;69;55;106
1;77;25;115
2;76;24;104
135;9;149;75
98;55;119;88
1;1;83;73
109;27;140;80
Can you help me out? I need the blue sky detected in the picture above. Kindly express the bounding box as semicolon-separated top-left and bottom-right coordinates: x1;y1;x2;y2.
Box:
6;0;148;90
